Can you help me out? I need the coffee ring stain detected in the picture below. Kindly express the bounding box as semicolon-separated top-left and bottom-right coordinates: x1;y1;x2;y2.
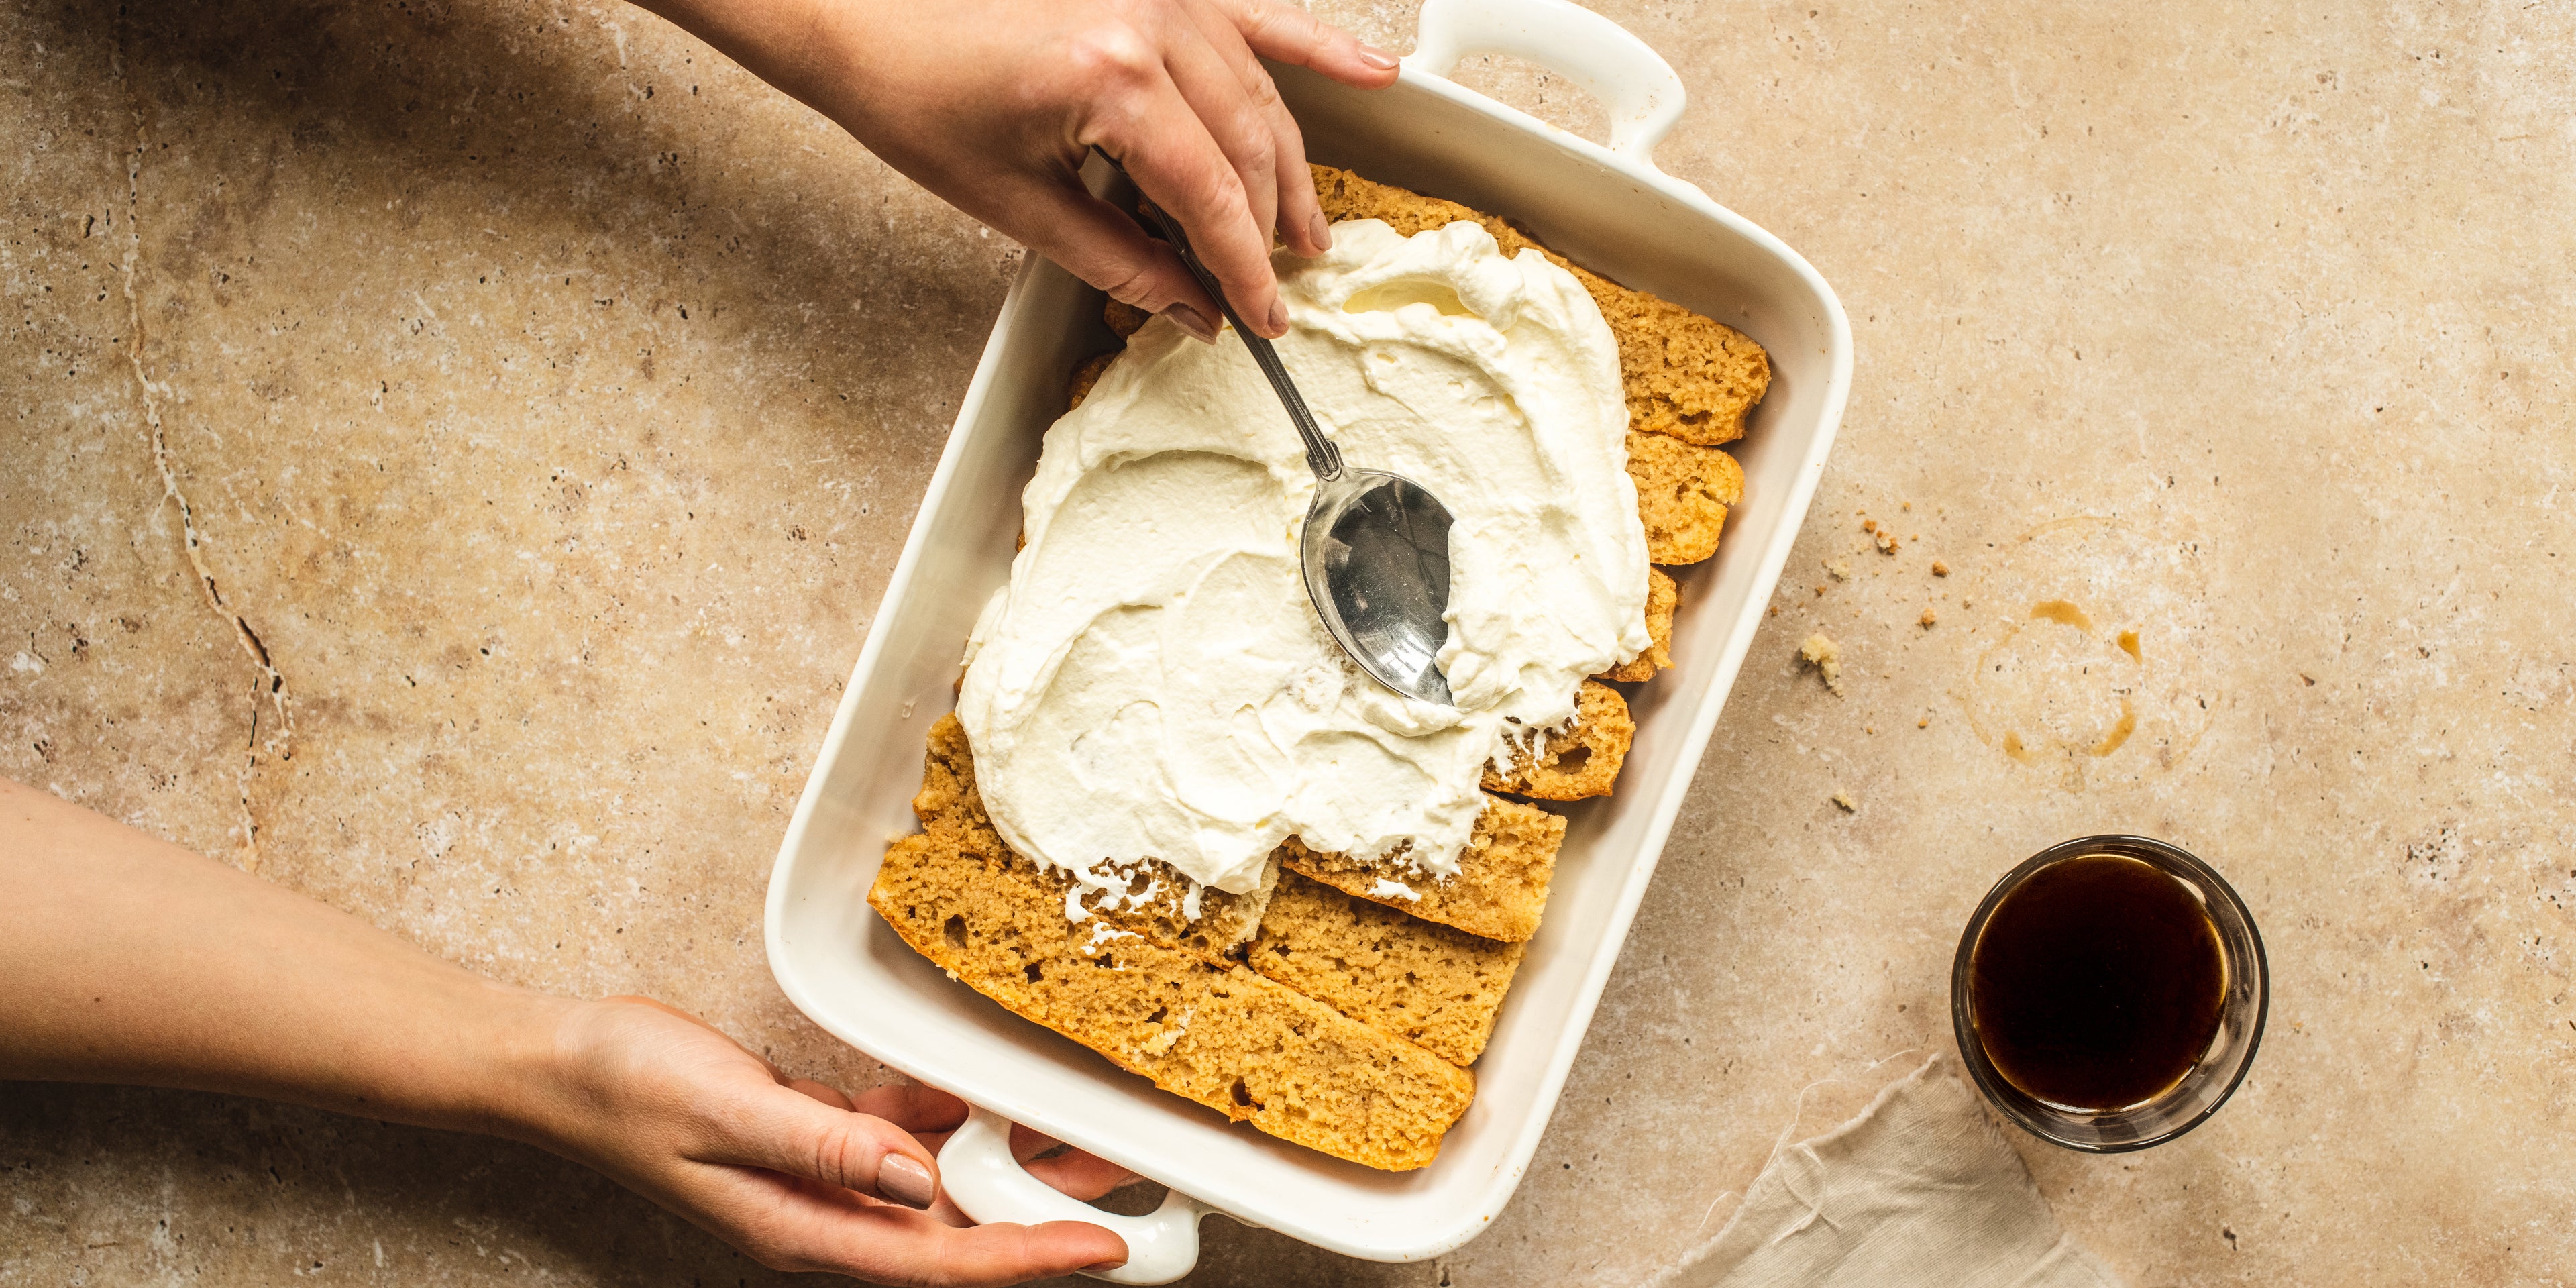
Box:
1954;517;2219;791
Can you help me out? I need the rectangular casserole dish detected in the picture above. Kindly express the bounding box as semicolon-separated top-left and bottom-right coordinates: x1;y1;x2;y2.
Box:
765;0;1850;1273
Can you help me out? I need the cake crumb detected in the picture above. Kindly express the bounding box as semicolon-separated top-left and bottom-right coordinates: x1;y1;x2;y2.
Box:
1831;790;1858;812
1825;557;1852;581
1862;518;1879;533
1917;715;1931;728
1799;633;1845;695
1873;528;1900;555
1919;608;1938;628
1932;559;1951;576
1901;500;1913;511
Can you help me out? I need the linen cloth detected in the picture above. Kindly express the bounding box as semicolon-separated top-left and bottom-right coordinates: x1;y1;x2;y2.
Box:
1644;1053;2124;1288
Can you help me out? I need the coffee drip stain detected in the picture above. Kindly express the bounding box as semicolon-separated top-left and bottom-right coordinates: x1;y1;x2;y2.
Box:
2030;599;2094;632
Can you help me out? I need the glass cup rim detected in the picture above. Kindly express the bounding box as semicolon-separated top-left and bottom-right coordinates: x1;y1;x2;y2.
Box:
1949;834;2269;1153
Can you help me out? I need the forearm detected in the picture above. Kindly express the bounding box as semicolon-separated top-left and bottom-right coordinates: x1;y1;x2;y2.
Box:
0;776;566;1140
625;0;865;123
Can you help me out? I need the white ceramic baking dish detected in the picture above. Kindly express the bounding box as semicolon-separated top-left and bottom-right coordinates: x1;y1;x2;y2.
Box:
763;0;1849;1279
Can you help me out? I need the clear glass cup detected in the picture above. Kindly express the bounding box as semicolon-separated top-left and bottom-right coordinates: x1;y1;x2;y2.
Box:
1949;835;2269;1152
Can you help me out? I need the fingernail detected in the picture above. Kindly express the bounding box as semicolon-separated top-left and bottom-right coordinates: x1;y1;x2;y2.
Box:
1266;299;1289;336
1309;211;1334;252
1164;303;1219;344
1358;44;1399;71
876;1155;936;1210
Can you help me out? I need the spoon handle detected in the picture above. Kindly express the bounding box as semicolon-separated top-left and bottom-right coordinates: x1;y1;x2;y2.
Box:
1096;152;1344;482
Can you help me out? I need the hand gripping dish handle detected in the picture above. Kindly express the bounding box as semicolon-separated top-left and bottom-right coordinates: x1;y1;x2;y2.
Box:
1403;0;1688;166
937;1106;1212;1285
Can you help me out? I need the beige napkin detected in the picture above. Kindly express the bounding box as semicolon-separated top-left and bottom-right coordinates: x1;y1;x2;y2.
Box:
1644;1053;2124;1288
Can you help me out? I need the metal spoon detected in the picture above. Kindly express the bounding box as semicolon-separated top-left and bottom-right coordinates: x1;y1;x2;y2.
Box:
1107;160;1457;707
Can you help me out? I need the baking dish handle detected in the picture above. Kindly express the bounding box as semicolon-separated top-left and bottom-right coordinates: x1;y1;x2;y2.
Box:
938;1106;1212;1285
1404;0;1688;166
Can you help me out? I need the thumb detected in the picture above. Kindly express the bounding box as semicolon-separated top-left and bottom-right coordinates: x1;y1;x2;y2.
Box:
705;1081;945;1212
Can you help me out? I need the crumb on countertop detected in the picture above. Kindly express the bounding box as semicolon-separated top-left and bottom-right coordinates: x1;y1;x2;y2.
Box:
1932;559;1951;576
1919;608;1938;628
1831;790;1858;812
1826;557;1852;581
1799;632;1845;696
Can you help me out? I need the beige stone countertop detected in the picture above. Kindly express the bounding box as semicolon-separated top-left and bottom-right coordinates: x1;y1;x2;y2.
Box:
6;0;2572;1283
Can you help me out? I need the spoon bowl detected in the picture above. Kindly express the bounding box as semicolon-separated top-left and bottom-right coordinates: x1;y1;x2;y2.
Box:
1303;469;1455;706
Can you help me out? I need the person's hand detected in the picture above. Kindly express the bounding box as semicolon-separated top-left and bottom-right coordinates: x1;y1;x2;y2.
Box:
632;0;1402;341
522;996;1134;1286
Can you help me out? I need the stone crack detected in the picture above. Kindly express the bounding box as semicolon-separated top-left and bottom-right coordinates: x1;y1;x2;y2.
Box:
117;33;292;867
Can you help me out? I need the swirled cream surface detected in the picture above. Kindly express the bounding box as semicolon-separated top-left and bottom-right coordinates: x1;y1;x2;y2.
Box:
957;219;1647;898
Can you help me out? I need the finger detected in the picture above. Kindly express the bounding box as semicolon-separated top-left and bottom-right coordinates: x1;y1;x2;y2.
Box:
786;1077;855;1111
700;1085;943;1212
810;1216;1128;1287
852;1081;968;1136
984;170;1224;340
1214;0;1402;89
1177;0;1330;256
1087;71;1285;335
1006;1122;1064;1165
1269;106;1328;258
1005;1123;1136;1201
1161;1;1282;248
858;1083;965;1210
713;1175;1124;1285
922;1189;978;1230
914;1219;1130;1285
1024;1150;1138;1203
789;1080;977;1209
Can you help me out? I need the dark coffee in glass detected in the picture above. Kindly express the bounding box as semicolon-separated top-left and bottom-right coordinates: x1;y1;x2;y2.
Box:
1951;836;2267;1152
1966;853;2225;1109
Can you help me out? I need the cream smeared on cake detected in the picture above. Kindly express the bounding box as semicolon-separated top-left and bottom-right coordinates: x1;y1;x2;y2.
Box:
957;219;1646;898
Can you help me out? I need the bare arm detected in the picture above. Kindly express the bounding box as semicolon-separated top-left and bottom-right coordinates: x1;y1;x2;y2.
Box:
0;777;1128;1284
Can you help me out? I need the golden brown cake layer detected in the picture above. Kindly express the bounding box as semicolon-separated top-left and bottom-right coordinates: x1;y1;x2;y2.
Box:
1626;430;1745;566
1597;566;1680;682
1309;164;1770;448
1279;794;1566;943
913;714;1275;954
1250;871;1527;1066
871;830;1474;1171
1066;350;1117;410
1483;680;1635;801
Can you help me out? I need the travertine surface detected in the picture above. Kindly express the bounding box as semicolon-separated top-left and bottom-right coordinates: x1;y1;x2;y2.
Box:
5;0;2571;1284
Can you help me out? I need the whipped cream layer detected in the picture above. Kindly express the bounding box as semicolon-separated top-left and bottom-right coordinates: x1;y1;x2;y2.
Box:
957;219;1648;898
